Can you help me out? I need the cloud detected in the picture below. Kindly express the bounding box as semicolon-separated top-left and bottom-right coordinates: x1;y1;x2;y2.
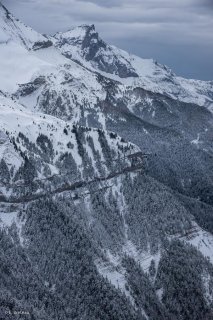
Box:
77;0;124;8
203;0;213;8
1;0;213;80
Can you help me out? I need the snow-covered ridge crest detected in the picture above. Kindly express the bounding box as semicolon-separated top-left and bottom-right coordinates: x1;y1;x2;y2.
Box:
0;2;52;49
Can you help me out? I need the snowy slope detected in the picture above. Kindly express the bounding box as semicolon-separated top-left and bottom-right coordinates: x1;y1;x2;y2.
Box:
0;37;104;95
0;41;53;92
0;2;58;92
16;59;107;115
0;94;138;186
0;2;50;49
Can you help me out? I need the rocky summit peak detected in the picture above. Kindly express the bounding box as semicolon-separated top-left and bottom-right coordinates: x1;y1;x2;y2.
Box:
52;24;138;78
82;24;95;32
54;24;97;43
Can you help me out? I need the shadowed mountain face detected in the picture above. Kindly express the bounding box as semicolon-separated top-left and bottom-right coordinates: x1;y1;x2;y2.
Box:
0;2;213;320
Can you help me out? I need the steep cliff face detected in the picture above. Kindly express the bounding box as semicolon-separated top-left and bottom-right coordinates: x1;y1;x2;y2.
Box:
0;3;213;320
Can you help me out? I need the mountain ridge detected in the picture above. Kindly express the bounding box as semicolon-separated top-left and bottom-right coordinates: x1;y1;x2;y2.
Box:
0;3;213;320
0;2;52;50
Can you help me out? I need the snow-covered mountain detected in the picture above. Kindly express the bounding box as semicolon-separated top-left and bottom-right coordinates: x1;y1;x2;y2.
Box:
0;3;213;320
52;24;213;111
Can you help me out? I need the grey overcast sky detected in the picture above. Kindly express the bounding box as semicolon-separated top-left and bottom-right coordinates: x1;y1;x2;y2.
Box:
2;0;213;80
